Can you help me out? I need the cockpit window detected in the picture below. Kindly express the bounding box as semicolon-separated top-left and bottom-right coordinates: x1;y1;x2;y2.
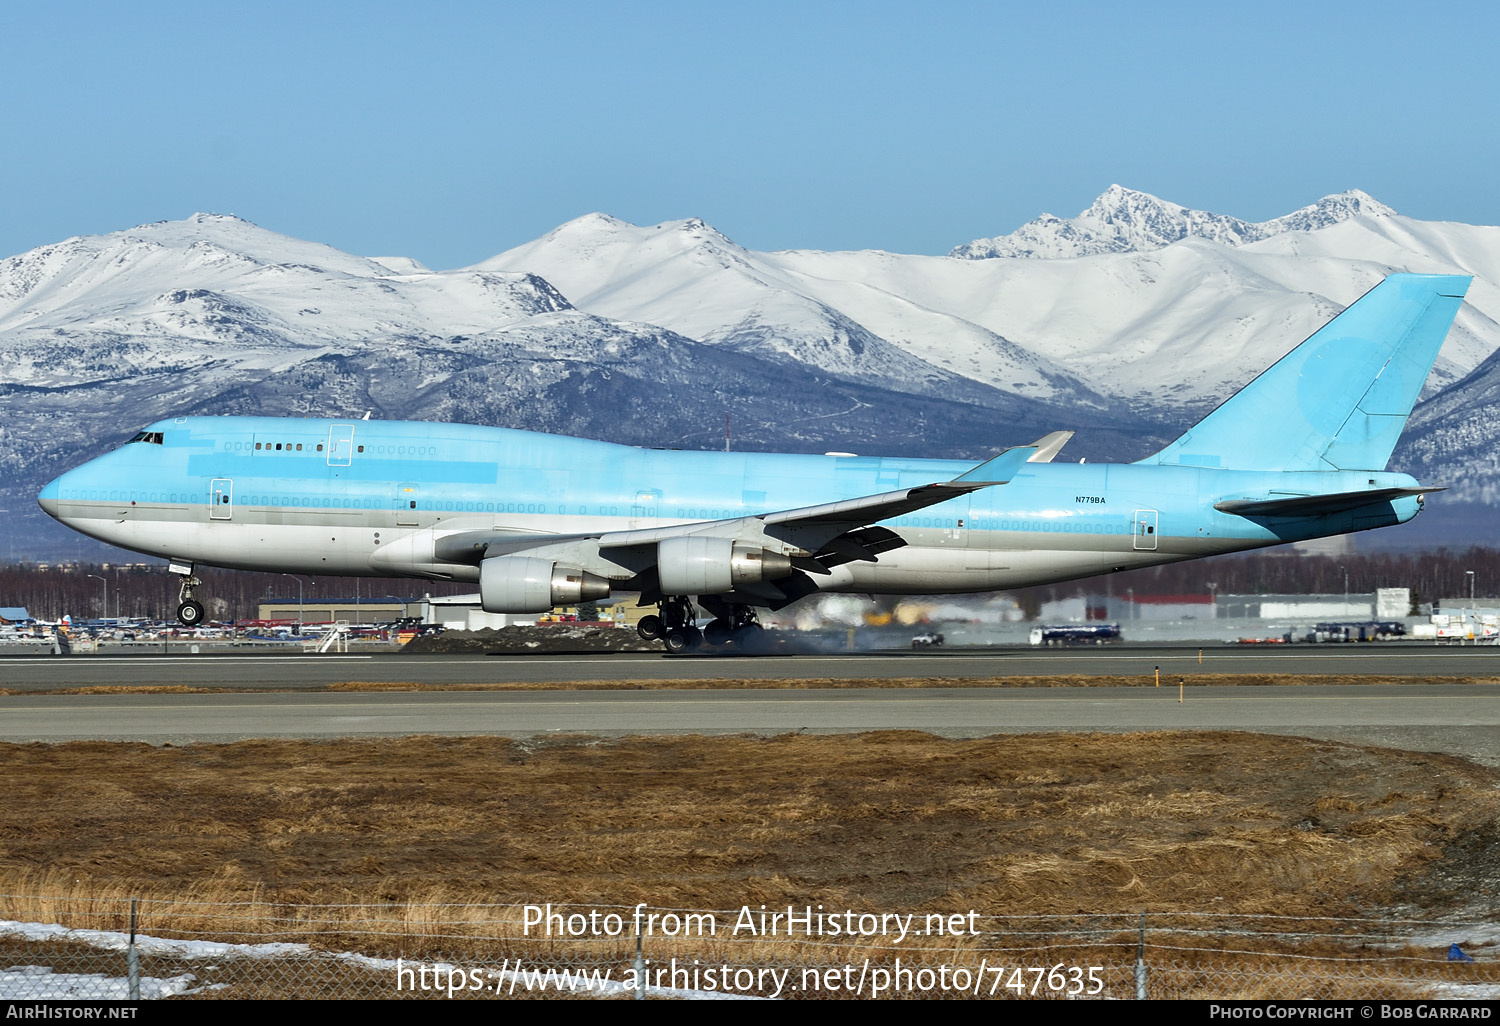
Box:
129;431;164;444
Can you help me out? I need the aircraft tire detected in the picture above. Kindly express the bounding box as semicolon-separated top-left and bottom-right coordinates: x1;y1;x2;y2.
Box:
731;623;764;651
703;619;732;646
637;615;664;641
177;600;206;627
663;628;691;653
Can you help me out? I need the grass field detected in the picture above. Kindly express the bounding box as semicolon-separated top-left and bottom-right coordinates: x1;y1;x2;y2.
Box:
3;680;1498;998
2;729;1495;933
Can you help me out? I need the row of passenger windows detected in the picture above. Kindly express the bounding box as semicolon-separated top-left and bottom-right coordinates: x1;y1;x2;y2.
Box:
69;487;732;519
65;492;1149;533
221;441;433;455
975;520;1125;533
371;445;436;456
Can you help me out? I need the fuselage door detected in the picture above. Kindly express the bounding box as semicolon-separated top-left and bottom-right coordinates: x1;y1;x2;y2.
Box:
630;489;661;529
210;478;233;521
327;424;356;467
1132;508;1159;551
395;483;419;526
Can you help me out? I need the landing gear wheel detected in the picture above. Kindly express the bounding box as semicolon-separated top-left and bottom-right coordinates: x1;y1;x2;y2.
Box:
703;619;732;646
176;600;205;627
664;628;691;653
732;621;764;651
637;614;664;641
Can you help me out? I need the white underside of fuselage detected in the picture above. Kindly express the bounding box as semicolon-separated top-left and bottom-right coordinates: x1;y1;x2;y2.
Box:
54;503;1256;597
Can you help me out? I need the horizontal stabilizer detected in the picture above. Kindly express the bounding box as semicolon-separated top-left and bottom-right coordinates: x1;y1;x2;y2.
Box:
1214;486;1441;518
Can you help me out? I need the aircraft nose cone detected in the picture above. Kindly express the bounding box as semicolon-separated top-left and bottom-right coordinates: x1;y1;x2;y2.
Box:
37;476;62;519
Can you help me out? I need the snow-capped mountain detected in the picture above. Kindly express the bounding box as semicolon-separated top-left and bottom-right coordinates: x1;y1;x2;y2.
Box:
4;186;1499;558
1;214;1147;559
950;184;1395;260
1398;345;1500;505
477;214;1111;412
484;196;1499;409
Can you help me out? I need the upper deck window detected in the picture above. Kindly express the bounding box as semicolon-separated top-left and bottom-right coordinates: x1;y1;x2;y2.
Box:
128;431;164;445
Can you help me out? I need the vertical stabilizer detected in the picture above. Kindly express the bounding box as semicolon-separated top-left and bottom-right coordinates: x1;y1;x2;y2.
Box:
1142;273;1470;472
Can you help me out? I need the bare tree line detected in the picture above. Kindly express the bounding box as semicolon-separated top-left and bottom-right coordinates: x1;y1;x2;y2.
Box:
0;564;473;621
3;548;1496;622
1007;547;1498;617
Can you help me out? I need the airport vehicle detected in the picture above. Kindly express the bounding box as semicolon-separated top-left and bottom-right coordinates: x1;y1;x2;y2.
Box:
1029;623;1124;646
37;274;1468;651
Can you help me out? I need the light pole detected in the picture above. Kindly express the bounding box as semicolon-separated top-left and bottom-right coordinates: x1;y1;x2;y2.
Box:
281;573;305;632
86;573;106;619
1466;570;1475;611
1341;565;1349;615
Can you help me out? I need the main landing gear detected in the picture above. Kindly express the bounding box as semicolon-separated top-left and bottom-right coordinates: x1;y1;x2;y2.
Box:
636;597;765;654
170;562;205;626
636;596;700;653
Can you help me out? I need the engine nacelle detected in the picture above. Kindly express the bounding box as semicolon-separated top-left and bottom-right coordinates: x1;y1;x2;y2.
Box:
656;537;794;595
480;556;611;613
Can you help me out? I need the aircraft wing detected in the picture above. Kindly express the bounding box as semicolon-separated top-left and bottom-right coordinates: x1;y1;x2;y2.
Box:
431;444;1037;570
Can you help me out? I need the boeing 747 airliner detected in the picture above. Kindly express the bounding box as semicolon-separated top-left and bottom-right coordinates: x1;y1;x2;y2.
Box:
38;274;1469;650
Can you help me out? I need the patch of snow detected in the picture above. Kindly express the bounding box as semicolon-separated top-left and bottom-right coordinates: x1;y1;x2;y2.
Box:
0;964;210;1000
0;919;761;1000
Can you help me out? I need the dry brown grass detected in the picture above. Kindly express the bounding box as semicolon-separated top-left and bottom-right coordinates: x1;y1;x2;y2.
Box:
289;672;1500;692
0;730;1495;960
38;672;1492;696
2;727;1495;1001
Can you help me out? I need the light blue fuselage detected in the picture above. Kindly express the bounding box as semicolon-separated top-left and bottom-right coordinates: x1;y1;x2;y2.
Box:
37;414;1421;594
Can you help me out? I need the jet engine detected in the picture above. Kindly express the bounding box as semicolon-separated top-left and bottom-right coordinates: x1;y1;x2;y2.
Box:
656;537;794;595
480;556;611;613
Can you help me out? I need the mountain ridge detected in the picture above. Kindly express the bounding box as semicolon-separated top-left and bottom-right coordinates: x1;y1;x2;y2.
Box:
950;185;1397;260
3;188;1498;557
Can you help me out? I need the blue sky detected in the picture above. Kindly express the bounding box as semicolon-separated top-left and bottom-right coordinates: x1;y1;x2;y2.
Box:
1;1;1495;268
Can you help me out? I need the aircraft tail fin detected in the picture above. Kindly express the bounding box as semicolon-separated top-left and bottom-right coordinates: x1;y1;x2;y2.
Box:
1140;273;1470;472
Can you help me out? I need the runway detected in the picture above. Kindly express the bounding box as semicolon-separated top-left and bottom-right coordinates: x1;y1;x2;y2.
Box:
3;683;1498;766
3;644;1500;690
4;646;1497;764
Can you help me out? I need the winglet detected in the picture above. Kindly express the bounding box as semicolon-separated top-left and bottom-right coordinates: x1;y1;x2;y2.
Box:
1027;431;1074;463
953;445;1040;484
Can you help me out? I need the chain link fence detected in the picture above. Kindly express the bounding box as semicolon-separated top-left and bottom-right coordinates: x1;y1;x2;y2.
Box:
1;897;1495;1000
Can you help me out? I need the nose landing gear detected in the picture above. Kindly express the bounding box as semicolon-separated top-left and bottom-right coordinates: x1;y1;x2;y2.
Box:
170;561;205;626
